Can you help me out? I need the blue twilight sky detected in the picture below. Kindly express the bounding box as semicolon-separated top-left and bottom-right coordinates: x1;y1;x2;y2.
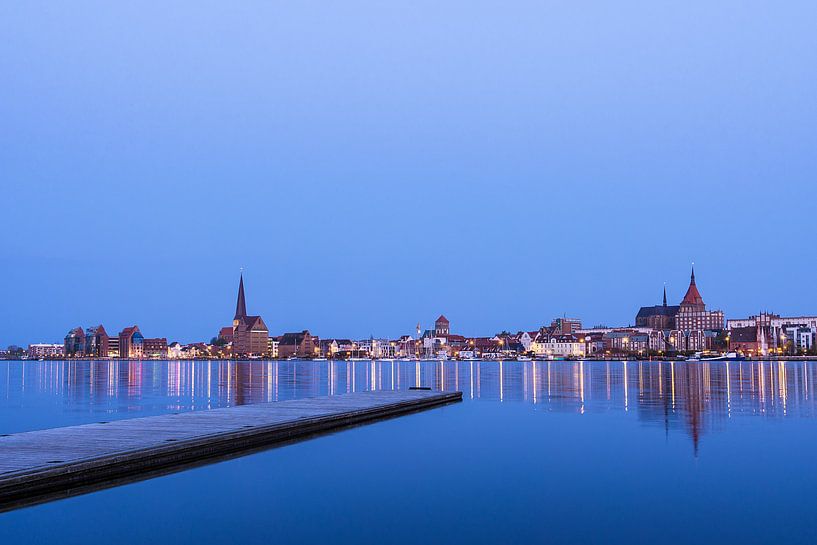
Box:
1;2;816;345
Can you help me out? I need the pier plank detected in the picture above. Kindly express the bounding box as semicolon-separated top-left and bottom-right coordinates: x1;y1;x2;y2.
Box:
0;390;461;511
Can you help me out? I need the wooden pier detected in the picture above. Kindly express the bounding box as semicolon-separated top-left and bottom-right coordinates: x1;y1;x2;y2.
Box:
0;389;461;511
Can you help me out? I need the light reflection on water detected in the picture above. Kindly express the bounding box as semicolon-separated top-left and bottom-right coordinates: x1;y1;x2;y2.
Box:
2;359;815;452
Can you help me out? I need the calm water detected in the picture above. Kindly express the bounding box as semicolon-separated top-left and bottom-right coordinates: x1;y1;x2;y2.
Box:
1;359;816;544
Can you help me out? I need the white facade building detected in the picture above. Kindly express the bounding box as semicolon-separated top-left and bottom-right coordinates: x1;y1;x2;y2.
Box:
27;343;64;358
532;337;586;358
370;339;396;359
167;342;183;359
727;314;817;352
267;338;279;358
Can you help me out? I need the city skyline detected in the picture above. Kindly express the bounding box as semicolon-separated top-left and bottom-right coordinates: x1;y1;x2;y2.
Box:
3;3;817;541
7;265;814;355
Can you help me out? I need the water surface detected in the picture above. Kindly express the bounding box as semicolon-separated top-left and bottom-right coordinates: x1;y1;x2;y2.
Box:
1;359;815;544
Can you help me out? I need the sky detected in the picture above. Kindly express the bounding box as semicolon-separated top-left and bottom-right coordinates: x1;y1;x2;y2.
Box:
2;1;816;345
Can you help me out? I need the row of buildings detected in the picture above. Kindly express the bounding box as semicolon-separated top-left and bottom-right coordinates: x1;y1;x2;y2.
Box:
630;267;816;357
61;325;168;359
12;267;815;361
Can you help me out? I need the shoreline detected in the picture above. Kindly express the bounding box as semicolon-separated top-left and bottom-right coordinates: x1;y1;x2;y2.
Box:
4;356;817;363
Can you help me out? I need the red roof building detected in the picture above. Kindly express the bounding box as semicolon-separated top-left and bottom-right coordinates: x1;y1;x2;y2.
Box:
435;315;450;336
230;273;269;356
675;265;724;337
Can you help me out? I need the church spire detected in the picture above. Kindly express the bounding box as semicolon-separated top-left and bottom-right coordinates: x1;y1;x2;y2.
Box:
662;285;667;307
681;264;705;308
234;273;247;320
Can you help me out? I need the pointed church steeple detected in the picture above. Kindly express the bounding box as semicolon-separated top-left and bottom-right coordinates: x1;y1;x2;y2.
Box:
662;285;667;307
681;264;705;309
234;273;247;321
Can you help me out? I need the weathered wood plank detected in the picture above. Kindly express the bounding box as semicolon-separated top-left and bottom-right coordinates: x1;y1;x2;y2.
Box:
0;390;461;511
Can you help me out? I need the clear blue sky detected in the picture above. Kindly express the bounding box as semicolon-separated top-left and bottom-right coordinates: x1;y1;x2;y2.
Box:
2;2;816;345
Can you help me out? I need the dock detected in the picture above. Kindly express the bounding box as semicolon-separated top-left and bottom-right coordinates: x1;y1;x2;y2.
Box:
0;389;461;511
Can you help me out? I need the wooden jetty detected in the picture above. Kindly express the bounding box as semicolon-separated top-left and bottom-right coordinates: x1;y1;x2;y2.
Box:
0;389;461;511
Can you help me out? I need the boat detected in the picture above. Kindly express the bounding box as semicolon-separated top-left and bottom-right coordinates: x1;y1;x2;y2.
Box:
313;357;327;361
516;356;532;361
689;352;746;362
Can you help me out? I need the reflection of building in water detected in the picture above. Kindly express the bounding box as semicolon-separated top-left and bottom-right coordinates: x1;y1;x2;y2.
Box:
6;360;817;453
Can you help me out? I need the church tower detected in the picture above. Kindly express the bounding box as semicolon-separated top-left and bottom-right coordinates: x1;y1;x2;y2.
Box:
234;273;247;328
680;265;705;311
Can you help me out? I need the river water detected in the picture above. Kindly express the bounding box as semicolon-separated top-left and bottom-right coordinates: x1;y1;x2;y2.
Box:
1;359;815;544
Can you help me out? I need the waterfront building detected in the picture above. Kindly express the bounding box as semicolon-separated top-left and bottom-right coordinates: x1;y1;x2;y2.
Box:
27;343;64;358
64;327;86;357
1;346;25;359
727;312;817;354
518;331;539;352
319;339;338;357
419;315;466;357
581;332;606;356
278;330;318;358
492;333;524;356
604;331;650;354
635;286;679;330
395;335;414;358
108;337;120;358
445;334;468;354
218;326;234;344
728;326;768;355
268;337;279;358
420;333;448;358
550;317;582;335
143;337;168;359
319;338;354;358
580;327;669;355
675;267;724;332
63;324;110;357
671;267;724;351
182;342;210;359
84;325;109;358
532;334;586;357
63;325;110;357
354;339;374;357
473;337;502;358
784;325;816;353
434;315;450;336
168;342;183;359
234;315;269;356
371;338;396;359
118;326;144;359
230;274;270;356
